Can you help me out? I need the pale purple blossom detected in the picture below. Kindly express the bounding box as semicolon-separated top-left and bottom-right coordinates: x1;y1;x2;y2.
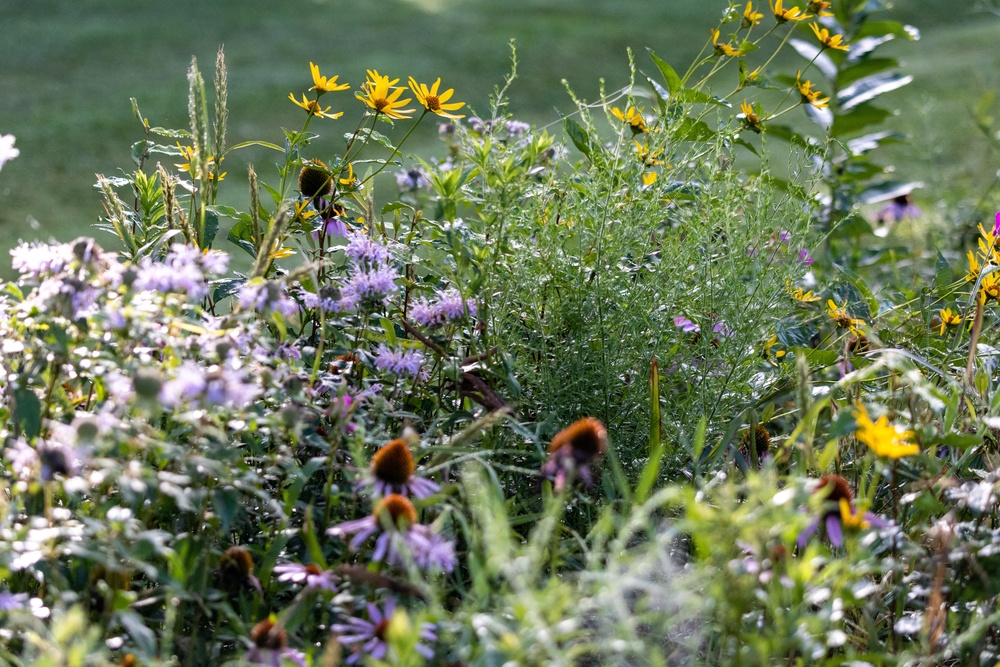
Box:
345;234;392;267
272;563;339;592
5;439;38;479
0;134;20;171
877;194;921;223
10;242;74;279
328;511;456;573
506;120;531;138
396;168;429;191
673;316;700;334
238;280;298;317
0;591;28;611
797;248;814;266
160;361;259;409
331;598;437;665
712;320;734;338
778;230;791;243
340;266;399;309
300;285;342;314
374;345;424;377
410;289;476;328
134;244;227;300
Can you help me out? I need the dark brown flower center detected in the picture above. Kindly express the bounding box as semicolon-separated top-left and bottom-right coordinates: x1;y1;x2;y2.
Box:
374;619;390;641
298;160;332;200
219;546;254;579
816;474;853;516
548;417;608;459
250;619;288;650
371;438;416;485
373;494;417;530
304;564;323;576
375;98;389;112
424;95;441;112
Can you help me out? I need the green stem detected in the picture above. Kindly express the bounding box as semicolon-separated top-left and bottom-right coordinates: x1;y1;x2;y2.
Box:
361;110;428;186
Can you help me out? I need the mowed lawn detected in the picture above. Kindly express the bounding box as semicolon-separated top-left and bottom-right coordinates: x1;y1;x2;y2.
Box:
1;0;996;273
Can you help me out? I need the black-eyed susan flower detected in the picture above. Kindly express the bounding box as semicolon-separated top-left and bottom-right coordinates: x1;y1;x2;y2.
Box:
797;474;887;548
357;435;440;499
611;105;648;134
408;77;465;119
826;299;865;335
328;494;455;572
175;144;226;181
981;272;1000;302
309;62;350;95
796;72;830;108
288;93;343;119
541;417;607;492
769;0;811;22
739;99;764;133
711;29;746;57
742;1;764;27
939;308;963;335
358;70;414;120
809;23;850;51
807;0;834;16
855;403;920;459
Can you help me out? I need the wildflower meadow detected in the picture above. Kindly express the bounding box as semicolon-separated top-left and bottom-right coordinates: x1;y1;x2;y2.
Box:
3;1;1000;665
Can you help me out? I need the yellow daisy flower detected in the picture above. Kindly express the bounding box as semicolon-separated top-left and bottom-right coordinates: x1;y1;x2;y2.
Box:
308;62;350;95
288;93;343;119
938;308;963;335
407;77;465;119
807;0;834;16
977;222;1000;264
855;403;919;459
711;29;746;57
826;299;865;335
633;139;664;166
175;144;226;181
739;99;763;133
769;0;811;22
642;171;657;186
981;271;1000;302
358;70;414;120
742;1;764;27
809;24;849;51
611;105;648;134
796;72;830;109
787;282;821;303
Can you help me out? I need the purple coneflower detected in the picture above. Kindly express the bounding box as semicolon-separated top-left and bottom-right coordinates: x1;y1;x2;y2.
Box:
272;562;339;592
327;494;456;573
357;437;440;499
244;617;306;667
330;597;436;665
797;474;887;548
540;417;608;492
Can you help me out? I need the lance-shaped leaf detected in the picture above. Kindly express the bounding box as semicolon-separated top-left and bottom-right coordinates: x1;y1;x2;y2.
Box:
857;180;923;205
846;130;906;156
832;103;893;138
838;72;913;110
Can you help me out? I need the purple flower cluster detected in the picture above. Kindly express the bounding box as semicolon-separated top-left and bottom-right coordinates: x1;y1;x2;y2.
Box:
374;344;424;378
300;285;342;314
673;316;700;333
10;242;74;279
410;289;477;328
395;168;430;191
160;361;259;409
335;233;399;311
134;244;229;300
238;280;298;317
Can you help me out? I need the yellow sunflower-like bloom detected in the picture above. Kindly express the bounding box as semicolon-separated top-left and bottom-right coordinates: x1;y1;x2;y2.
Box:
742;1;764;27
788;283;821;303
977;222;1000;265
807;0;834;16
408;77;465;119
739;100;763;133
810;24;849;51
764;334;787;362
611;105;648;134
981;271;1000;302
769;0;811;22
288;93;343;119
642;171;657;186
796;72;830;108
855;403;920;459
966;250;983;283
938;308;963;335
309;62;350;95
633;139;664;166
175;144;226;181
711;29;746;57
826;300;865;335
839;499;870;530
359;70;414;120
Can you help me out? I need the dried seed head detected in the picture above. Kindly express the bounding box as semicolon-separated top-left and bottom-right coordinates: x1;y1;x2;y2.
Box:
298;159;333;201
371;438;416;485
219;546;254;580
738;424;772;463
548;417;608;460
250;618;287;651
373;493;418;530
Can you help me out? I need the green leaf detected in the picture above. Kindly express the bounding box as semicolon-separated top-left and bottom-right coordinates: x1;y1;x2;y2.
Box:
212;277;246;301
13;387;41;439
790;347;840;369
563;118;595;159
131;140;150;167
673;89;731;107
857;180;922;205
213;487;240;533
149;127;191;139
675;116;715;142
647;49;682;94
845;130;905;156
382;201;413;215
831;103;893;138
855;20;919;41
803;103;833;132
381;318;398;346
202;209;219;247
838;72;912;111
834;263;879;316
837;58;899;88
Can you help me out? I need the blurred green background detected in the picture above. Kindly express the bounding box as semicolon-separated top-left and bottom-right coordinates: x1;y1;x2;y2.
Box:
2;0;998;267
